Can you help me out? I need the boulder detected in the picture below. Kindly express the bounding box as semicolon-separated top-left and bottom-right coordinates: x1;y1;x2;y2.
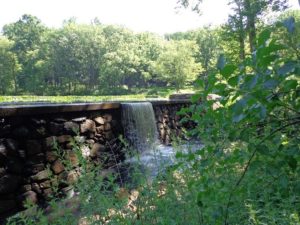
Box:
31;183;42;194
64;122;79;134
103;114;112;122
20;184;32;193
46;151;58;163
64;151;79;167
39;180;51;189
44;136;58;151
20;191;38;205
90;143;106;158
94;117;105;125
31;170;50;182
49;122;63;135
80;119;96;133
51;160;65;174
72;117;86;122
57;135;72;144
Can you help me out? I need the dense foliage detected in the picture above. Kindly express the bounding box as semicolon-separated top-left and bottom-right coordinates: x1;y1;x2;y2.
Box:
0;15;202;96
1;8;297;96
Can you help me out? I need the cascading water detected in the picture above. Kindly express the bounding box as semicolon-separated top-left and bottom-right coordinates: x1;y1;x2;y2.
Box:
122;102;159;153
121;102;202;179
121;102;171;178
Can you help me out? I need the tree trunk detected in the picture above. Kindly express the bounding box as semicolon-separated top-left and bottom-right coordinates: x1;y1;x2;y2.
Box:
244;0;256;53
237;1;246;60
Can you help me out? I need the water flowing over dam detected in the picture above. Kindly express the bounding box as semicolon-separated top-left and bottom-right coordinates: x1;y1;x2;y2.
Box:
122;102;159;153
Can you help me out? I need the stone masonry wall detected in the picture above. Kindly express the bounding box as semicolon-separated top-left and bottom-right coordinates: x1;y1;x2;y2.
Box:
0;109;123;220
0;102;191;221
153;103;194;145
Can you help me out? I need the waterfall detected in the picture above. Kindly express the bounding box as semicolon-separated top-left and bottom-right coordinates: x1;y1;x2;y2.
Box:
121;102;159;153
121;102;201;179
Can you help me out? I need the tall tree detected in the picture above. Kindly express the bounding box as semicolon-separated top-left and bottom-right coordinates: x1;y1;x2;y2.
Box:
155;40;201;91
0;37;20;94
3;14;46;92
178;0;288;53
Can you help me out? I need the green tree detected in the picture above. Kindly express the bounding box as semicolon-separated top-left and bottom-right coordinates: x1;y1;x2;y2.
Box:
155;40;201;91
0;37;20;94
3;14;46;93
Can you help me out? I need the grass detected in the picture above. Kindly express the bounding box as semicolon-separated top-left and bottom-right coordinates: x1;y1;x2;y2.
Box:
0;87;195;104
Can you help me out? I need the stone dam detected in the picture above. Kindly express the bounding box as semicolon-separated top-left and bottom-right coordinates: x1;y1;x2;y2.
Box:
0;100;194;220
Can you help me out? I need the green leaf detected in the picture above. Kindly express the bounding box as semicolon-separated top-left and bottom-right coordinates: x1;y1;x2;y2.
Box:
283;16;295;33
217;54;226;70
263;79;278;89
258;29;271;46
191;93;201;103
220;64;237;78
233;113;246;123
195;79;205;90
287;156;297;172
278;62;296;76
228;76;239;86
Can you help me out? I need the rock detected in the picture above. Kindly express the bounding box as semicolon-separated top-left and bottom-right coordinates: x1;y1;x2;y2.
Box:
35;126;47;137
54;118;67;123
12;126;30;138
61;186;75;199
80;119;96;133
0;167;6;177
0;175;21;194
86;139;95;145
72;117;86;122
39;180;51;189
64;151;79;167
31;183;42;194
51;160;65;174
0;199;16;214
20;191;38;205
42;188;53;200
31;170;50;182
66;171;78;185
20;184;32;193
26;140;42;156
64;122;79;134
104;123;111;131
90;143;106;158
25;164;45;175
31;119;46;126
27;153;45;164
104;131;114;140
18;149;26;158
0;124;11;136
103;114;112;122
94;117;105;125
4;138;19;153
157;123;164;130
0;143;8;162
44;136;58;151
57;135;72;144
49;122;63;135
46;151;58;163
96;125;105;133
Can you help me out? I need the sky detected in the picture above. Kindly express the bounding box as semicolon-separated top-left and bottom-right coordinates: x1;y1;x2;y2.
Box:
0;0;299;35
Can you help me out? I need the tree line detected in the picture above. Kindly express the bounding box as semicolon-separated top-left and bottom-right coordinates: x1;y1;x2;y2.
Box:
0;5;299;95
